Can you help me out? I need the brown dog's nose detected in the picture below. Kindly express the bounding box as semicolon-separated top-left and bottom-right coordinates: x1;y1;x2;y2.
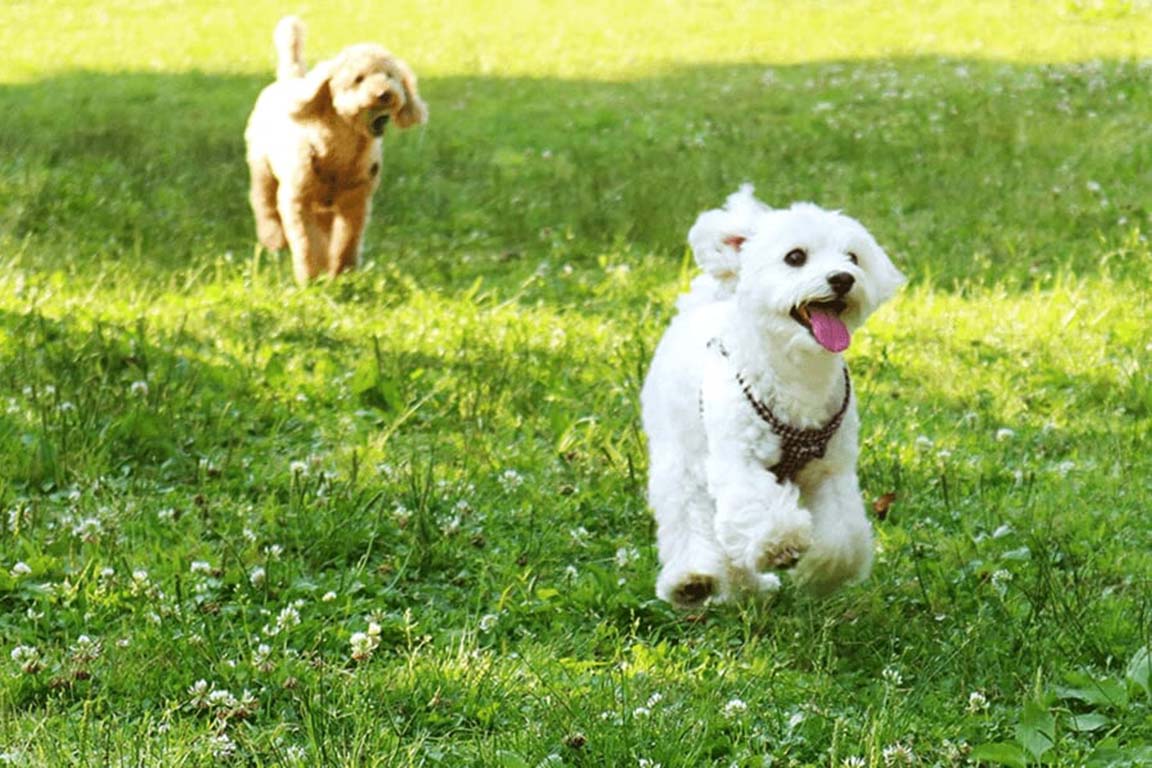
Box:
827;271;855;296
378;91;394;105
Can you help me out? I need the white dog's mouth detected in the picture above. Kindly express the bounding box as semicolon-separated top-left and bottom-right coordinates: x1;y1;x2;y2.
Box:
369;113;391;136
791;299;851;352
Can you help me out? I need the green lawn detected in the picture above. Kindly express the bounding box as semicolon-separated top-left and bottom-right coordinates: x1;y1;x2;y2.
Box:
1;1;1151;765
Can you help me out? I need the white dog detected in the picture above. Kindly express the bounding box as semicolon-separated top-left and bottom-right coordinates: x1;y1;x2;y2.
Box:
641;185;905;608
244;16;427;284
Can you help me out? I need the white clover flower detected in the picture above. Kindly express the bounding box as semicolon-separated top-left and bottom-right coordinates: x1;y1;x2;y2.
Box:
208;732;236;760
968;690;989;712
614;546;640;568
9;562;31;577
275;606;300;633
72;517;103;541
632;706;651;718
237;688;259;714
563;564;579;581
915;435;933;449
646;692;663;708
70;634;102;663
157;507;176;522
882;743;916;766
252;644;274;671
190;560;212;575
569;526;590;545
249;566;266;588
130;380;149;397
722;698;748;718
991;569;1013;597
1086;180;1102;193
350;631;378;661
499;469;524;492
478;613;499;633
208;688;238;709
58;401;76;413
284;745;308;762
264;544;284;560
841;758;867;768
132;569;150;585
441;515;462;536
289;460;309;475
188;679;212;708
638;759;662;768
995;428;1016;442
321;591;337;602
882;666;904;686
10;645;42;674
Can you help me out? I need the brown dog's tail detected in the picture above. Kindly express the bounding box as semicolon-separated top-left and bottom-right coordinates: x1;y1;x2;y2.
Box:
274;16;307;80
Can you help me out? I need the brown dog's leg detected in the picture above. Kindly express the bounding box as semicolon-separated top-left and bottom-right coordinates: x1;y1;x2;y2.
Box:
279;193;328;284
329;194;371;275
248;159;286;251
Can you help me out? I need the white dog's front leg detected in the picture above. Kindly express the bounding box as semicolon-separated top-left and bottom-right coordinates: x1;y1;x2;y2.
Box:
707;452;812;579
794;470;873;595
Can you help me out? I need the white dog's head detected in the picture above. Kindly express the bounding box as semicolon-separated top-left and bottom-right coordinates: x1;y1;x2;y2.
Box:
689;185;905;353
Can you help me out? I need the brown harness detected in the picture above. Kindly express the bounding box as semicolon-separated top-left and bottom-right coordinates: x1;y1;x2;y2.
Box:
706;338;851;483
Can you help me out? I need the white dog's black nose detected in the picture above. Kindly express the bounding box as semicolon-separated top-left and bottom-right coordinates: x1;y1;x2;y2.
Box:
827;271;855;296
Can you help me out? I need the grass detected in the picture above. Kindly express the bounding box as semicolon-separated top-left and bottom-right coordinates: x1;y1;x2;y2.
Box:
1;0;1151;765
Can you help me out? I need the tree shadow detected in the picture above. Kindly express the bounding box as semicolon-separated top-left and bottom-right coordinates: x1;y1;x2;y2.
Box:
1;58;1148;290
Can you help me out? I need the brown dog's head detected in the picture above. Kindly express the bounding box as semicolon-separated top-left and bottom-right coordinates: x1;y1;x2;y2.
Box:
295;43;427;136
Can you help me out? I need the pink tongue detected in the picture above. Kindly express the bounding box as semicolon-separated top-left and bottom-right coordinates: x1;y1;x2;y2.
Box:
809;309;850;352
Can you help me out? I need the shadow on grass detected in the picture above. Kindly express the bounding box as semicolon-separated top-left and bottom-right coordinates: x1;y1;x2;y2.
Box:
1;58;1149;290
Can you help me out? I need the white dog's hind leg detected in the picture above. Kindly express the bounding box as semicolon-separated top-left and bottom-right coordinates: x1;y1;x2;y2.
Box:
649;456;728;608
794;471;873;595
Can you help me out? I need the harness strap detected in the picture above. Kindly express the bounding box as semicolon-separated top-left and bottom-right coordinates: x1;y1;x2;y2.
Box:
705;338;851;482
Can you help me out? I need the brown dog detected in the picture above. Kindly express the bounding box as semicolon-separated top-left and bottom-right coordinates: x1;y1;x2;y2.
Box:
244;17;427;283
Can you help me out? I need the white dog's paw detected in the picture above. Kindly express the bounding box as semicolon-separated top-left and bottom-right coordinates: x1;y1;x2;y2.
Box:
657;565;727;609
793;517;873;595
671;573;719;608
753;519;813;573
716;502;813;576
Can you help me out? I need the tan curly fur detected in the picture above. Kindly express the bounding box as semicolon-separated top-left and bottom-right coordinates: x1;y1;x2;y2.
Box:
244;16;428;283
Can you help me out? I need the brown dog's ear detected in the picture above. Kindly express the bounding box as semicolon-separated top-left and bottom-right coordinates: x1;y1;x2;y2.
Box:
392;59;428;129
288;59;335;116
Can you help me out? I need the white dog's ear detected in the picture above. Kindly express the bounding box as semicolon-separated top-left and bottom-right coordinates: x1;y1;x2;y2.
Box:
392;58;428;129
687;184;767;285
864;240;907;307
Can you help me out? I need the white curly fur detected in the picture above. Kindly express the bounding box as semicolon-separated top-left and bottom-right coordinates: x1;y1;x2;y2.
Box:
641;185;905;608
244;16;427;284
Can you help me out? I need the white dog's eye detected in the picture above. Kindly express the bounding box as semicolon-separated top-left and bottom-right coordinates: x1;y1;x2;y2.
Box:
784;248;807;267
354;74;365;85
847;252;859;265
